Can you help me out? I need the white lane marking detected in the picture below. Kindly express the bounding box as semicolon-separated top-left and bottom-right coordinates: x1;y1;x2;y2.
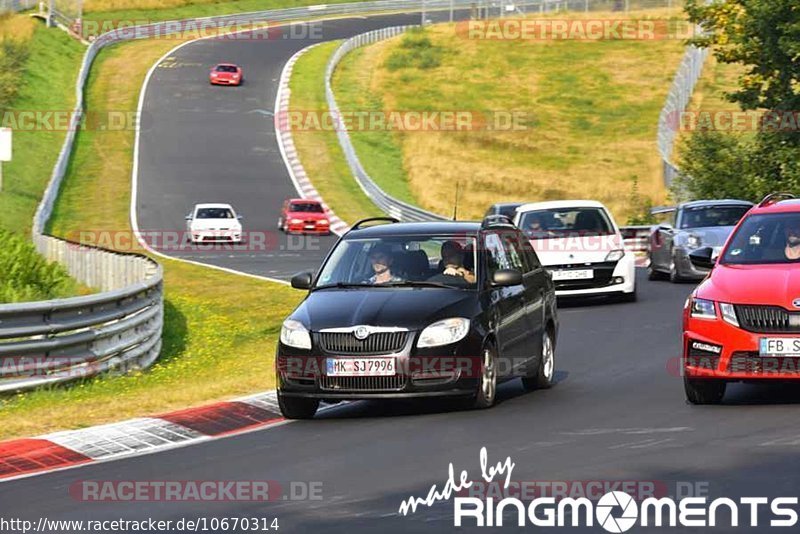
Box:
608;438;675;450
42;418;206;460
562;427;693;436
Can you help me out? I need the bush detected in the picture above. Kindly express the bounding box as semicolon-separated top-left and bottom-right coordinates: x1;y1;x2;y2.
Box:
0;230;77;303
675;130;800;203
384;29;443;71
0;38;30;111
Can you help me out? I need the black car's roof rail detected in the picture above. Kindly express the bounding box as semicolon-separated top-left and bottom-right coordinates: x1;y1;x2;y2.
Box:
759;192;796;207
350;217;400;230
481;214;516;229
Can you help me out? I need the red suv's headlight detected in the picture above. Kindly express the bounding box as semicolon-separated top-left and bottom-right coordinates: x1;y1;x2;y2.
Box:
690;298;717;320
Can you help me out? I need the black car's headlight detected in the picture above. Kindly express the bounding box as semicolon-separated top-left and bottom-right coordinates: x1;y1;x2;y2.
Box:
417;318;470;348
280;319;312;349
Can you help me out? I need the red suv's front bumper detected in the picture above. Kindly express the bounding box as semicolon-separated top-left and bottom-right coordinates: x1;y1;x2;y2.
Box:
683;306;800;380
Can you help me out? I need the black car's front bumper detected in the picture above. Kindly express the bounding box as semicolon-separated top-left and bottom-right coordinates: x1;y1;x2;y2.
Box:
276;332;483;400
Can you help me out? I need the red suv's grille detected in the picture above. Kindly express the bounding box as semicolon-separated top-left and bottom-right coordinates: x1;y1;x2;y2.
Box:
735;305;800;333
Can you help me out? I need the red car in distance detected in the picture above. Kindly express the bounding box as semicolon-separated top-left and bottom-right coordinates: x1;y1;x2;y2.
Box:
278;199;331;235
683;193;800;404
209;63;242;86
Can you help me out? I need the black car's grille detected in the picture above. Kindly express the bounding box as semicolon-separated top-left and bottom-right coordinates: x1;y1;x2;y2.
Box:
318;332;408;355
319;375;406;391
735;305;800;333
551;261;618;291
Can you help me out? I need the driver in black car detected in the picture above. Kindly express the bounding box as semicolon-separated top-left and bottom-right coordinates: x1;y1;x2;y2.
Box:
366;245;404;284
427;241;476;285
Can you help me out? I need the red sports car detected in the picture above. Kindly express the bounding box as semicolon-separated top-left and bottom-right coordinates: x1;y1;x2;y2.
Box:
277;199;331;235
683;193;800;404
209;63;242;86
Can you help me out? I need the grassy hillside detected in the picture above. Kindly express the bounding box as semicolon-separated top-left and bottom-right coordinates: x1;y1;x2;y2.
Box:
331;9;688;222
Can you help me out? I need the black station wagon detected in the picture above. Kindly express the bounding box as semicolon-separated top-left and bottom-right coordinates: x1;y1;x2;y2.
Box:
276;217;559;418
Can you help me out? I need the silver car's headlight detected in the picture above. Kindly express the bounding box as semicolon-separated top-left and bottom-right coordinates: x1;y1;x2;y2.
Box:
687;234;702;249
605;249;625;262
417;318;470;348
280;319;312;349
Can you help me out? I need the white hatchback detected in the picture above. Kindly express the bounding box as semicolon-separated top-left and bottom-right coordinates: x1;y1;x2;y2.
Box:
185;203;243;244
513;200;636;300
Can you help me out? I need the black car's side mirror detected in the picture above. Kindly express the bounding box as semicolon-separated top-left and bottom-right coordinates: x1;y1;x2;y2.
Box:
291;271;313;290
491;269;523;287
688;247;715;270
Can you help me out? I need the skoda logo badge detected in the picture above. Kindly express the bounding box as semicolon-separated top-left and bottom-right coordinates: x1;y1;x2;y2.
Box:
793;298;800;309
354;326;370;340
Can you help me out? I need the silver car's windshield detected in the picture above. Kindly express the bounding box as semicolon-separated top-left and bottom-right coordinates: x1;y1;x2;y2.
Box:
680;206;750;229
721;213;800;265
315;236;478;289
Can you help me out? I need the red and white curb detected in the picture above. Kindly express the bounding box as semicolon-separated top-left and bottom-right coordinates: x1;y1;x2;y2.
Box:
0;391;311;482
275;44;350;236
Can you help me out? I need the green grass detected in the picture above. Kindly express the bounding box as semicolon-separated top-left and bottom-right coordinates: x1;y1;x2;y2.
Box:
328;10;687;222
332;44;417;206
0;22;84;235
289;41;383;224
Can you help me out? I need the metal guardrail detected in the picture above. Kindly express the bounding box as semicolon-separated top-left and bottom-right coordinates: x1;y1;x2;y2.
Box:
325;26;449;222
656;43;709;187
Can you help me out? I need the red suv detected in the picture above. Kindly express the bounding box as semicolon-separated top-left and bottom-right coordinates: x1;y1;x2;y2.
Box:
277;198;331;235
683;193;800;404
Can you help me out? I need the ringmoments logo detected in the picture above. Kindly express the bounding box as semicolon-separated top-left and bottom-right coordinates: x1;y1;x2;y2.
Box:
398;447;800;530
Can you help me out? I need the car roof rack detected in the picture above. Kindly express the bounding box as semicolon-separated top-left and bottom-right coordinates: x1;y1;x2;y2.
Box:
350;217;400;230
481;214;516;229
759;192;796;207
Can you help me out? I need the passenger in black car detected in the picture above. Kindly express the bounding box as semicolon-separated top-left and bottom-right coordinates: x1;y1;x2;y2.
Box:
366;245;404;284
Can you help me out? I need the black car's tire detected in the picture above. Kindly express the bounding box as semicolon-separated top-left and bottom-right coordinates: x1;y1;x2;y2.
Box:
473;344;498;409
684;376;726;405
277;393;319;419
522;329;555;391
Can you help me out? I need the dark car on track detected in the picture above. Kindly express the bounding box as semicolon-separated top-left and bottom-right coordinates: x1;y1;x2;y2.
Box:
647;199;753;282
276;217;559;419
484;202;528;221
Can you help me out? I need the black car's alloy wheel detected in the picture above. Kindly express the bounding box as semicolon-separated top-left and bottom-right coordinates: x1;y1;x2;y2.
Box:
523;330;555;391
473;344;497;409
684;376;726;405
278;393;319;419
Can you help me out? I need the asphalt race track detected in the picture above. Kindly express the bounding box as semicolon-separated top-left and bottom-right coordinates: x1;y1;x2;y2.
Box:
135;11;469;280
13;9;800;534
6;272;800;532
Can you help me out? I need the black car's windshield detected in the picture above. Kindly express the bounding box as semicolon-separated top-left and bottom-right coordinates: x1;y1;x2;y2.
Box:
518;207;613;238
721;213;800;265
680;205;750;229
196;207;234;219
290;202;323;213
315;236;478;289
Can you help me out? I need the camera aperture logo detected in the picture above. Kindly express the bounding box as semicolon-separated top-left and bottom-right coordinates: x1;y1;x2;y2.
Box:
398;447;800;530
